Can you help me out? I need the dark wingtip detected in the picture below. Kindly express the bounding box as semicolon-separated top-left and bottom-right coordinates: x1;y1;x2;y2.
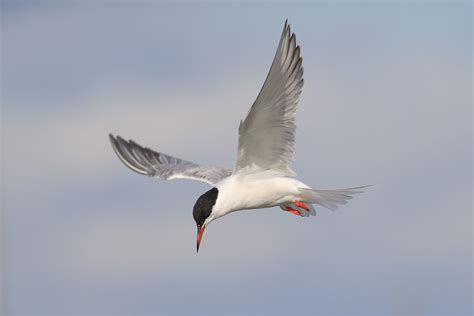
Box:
283;19;289;34
109;133;122;155
109;133;117;146
116;135;127;143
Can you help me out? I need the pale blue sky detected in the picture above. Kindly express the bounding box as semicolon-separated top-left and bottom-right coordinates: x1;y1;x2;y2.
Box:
1;1;472;315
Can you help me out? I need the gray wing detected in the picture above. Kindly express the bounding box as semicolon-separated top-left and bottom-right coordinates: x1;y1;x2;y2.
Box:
109;134;232;186
234;20;304;176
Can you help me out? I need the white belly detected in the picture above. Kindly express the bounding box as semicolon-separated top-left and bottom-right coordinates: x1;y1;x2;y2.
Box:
212;173;309;218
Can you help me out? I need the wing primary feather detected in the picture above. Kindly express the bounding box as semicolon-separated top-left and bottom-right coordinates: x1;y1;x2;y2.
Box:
115;136;149;172
233;20;303;176
109;134;232;185
109;134;148;175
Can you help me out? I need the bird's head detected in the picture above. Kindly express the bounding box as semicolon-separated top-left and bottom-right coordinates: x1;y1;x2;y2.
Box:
193;187;219;253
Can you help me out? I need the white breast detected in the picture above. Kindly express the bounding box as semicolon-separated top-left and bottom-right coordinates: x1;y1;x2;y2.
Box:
212;172;308;219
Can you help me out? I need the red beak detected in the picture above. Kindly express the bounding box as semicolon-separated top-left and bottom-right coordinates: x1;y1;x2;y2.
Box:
196;225;206;253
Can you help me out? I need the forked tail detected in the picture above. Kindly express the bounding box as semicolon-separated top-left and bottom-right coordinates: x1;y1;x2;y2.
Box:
298;185;371;211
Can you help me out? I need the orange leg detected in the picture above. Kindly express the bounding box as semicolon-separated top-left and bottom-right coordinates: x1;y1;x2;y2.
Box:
285;206;302;216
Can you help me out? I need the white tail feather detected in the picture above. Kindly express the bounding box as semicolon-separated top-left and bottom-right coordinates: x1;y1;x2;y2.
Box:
298;185;371;211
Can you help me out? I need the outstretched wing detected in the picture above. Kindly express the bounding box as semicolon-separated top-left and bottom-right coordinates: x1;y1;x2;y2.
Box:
234;20;304;176
109;134;231;186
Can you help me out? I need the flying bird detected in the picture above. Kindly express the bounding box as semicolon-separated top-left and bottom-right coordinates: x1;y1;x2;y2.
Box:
109;20;368;252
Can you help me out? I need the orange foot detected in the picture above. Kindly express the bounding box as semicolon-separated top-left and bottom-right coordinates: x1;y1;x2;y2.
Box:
285;206;302;216
294;200;309;211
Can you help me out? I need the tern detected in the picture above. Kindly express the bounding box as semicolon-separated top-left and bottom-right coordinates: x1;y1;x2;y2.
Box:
109;20;368;252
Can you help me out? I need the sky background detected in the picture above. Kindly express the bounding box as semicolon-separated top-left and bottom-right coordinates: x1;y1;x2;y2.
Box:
1;1;472;315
